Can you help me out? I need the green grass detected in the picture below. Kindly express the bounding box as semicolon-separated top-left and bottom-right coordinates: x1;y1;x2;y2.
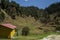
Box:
12;32;60;40
0;32;60;40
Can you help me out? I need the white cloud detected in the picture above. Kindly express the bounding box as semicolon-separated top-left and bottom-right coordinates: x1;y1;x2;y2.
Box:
24;0;28;2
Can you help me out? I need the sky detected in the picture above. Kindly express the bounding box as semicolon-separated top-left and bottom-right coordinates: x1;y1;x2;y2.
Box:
10;0;60;9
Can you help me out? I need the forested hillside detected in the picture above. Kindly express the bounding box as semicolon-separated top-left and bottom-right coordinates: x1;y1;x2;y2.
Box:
0;0;60;33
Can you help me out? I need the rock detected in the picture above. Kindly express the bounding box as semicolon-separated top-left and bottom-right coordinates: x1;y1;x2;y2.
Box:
40;35;60;40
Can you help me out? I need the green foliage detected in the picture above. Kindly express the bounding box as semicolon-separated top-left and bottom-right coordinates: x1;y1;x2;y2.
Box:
56;25;60;31
44;2;60;31
0;0;43;20
45;2;60;14
22;27;30;36
0;12;5;22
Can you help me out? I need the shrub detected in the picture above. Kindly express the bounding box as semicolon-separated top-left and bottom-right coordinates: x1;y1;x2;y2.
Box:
0;13;5;22
22;26;30;36
56;25;60;31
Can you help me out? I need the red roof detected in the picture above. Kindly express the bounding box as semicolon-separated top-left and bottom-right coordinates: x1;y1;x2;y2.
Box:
0;23;16;29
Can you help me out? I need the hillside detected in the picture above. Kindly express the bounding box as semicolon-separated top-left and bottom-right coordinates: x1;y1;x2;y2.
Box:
0;0;60;35
0;8;56;34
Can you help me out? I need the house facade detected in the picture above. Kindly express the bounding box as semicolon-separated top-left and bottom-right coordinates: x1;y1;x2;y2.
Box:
0;23;16;39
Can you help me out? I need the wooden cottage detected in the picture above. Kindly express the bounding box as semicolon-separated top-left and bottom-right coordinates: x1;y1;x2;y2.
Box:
0;23;16;39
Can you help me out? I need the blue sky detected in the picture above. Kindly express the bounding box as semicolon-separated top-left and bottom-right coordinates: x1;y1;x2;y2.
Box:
10;0;60;9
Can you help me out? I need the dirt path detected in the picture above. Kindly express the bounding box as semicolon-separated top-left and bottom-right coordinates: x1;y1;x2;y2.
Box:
55;35;60;40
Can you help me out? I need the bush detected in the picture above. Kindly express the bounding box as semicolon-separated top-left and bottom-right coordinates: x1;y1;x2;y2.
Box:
0;13;5;22
56;25;60;31
22;26;30;36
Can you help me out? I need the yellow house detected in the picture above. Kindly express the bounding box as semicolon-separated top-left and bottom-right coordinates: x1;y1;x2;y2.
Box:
0;23;16;39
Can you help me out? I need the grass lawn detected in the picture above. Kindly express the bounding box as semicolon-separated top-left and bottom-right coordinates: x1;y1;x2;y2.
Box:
14;32;60;40
0;32;59;40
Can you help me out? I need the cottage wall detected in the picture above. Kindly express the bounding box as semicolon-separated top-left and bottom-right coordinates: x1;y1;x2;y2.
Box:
0;26;12;38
